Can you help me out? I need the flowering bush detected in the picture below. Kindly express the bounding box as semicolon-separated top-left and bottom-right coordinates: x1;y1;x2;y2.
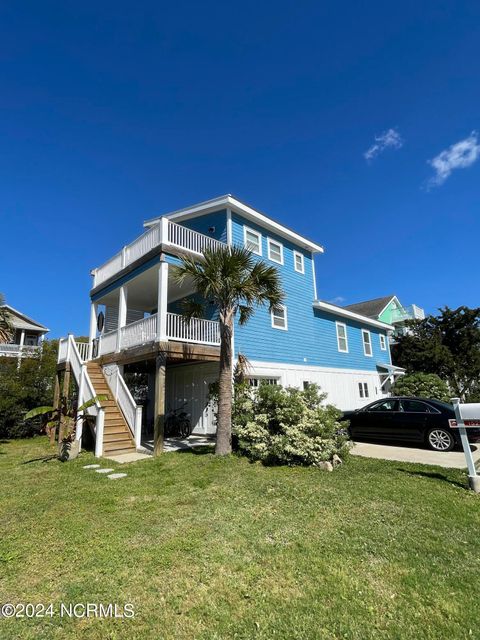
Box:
229;382;350;467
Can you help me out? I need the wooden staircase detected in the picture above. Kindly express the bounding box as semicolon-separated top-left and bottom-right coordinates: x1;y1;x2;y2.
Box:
86;362;136;456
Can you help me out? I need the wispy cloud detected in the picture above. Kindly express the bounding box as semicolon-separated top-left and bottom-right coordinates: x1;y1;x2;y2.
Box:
328;296;345;305
364;128;403;162
427;131;480;188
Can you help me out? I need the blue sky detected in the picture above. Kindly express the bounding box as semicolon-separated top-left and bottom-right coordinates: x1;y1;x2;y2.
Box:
1;1;479;338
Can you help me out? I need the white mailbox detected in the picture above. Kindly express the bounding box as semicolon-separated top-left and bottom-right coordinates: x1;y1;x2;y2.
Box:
451;398;480;492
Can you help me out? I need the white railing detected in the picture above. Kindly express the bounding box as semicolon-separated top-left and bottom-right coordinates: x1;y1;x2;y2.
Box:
166;312;220;345
102;364;142;444
98;330;117;356
167;220;225;255
125;225;162;264
58;338;68;362
75;341;90;362
120;314;158;349
93;219;227;288
0;343;41;357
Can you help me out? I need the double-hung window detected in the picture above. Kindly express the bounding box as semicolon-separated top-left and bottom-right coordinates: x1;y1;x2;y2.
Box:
379;334;387;350
267;238;283;264
244;226;262;255
336;322;348;353
293;251;305;274
271;305;288;330
358;382;369;398
362;329;372;356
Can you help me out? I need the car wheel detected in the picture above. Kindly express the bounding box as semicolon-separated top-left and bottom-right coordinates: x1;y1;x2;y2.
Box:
426;428;455;452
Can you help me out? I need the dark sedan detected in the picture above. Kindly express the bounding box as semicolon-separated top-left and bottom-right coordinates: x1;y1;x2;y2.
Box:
341;397;480;452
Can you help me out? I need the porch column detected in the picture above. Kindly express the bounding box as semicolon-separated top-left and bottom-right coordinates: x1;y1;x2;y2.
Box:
156;260;169;342
116;286;128;351
88;302;98;360
19;330;25;347
153;353;167;456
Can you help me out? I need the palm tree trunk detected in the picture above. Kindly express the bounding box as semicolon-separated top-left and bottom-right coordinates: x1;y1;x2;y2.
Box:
216;316;233;455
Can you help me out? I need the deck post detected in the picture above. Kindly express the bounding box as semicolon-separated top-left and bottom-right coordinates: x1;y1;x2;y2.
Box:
156;260;169;342
153;353;167;456
50;372;61;444
116;286;128;352
58;365;71;445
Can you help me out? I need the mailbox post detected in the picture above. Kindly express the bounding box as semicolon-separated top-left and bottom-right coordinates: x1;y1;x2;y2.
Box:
451;398;480;493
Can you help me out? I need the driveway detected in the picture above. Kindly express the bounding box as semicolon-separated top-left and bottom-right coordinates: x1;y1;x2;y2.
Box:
351;441;480;469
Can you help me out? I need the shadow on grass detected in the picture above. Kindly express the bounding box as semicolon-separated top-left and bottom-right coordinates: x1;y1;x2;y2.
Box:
175;445;215;456
22;455;58;465
396;468;466;490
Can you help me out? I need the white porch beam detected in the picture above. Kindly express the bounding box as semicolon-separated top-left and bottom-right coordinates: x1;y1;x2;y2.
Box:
116;286;128;351
156;261;169;341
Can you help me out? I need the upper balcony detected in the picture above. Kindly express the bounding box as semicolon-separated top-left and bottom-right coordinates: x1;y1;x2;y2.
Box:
390;304;425;324
93;218;227;290
0;343;42;358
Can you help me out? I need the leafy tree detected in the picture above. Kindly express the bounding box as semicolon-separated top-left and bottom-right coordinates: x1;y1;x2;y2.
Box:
0;339;58;438
0;293;13;343
392;306;480;401
173;246;284;455
392;373;450;402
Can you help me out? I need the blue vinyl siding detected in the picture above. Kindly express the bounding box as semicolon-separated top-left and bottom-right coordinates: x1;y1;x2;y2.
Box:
230;212;391;371
179;210;227;243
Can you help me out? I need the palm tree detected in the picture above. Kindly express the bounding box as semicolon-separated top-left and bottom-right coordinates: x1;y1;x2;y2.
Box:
173;246;284;455
0;293;13;344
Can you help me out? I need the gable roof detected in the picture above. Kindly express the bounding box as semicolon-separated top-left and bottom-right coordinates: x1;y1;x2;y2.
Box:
143;194;325;254
314;300;394;331
0;305;49;333
344;296;396;319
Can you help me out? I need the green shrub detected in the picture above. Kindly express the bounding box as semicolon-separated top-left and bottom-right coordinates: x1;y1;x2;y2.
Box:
227;382;350;467
392;372;450;402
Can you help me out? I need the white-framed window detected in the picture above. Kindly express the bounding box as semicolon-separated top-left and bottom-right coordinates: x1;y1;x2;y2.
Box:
336;322;348;353
271;305;288;330
244;226;262;255
293;251;305;274
248;377;279;388
358;382;369;398
267;238;284;264
379;334;387;350
362;329;372;357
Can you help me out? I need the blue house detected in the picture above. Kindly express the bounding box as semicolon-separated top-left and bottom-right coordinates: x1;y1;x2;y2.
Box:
57;195;402;457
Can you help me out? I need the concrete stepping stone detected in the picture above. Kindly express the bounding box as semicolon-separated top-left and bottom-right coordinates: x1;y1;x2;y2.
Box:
107;473;128;480
95;468;114;474
83;464;100;469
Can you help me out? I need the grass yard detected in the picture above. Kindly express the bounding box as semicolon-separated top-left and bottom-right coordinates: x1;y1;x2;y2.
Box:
1;437;480;640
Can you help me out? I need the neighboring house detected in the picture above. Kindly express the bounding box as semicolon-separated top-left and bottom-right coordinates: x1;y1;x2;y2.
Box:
57;195;402;457
0;305;49;359
345;295;425;339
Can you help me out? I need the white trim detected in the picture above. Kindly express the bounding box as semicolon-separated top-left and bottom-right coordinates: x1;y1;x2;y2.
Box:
267;238;284;264
143;195;325;253
294;250;305;274
377;295;401;319
379;334;387;350
313;300;394;331
362;329;373;357
311;257;317;300
226;208;233;246
336;322;349;353
244;225;262;256
271;305;288;330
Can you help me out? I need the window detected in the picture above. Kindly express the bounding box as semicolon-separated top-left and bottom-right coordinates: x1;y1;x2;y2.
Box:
294;251;305;274
244;226;262;255
362;330;372;356
271;305;288;330
336;322;348;353
400;399;432;413
369;399;398;412
303;381;310;390
267;238;284;264
248;377;279;388
358;382;369;398
379;334;387;350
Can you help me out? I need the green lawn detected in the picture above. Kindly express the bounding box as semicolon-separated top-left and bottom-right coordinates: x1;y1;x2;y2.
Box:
1;437;479;640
